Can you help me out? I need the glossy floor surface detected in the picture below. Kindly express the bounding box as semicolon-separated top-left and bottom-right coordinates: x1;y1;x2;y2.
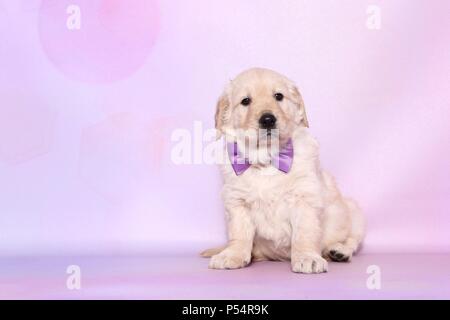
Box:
1;253;449;299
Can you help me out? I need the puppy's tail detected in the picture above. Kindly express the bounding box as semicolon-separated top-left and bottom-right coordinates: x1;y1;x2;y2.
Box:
200;246;226;257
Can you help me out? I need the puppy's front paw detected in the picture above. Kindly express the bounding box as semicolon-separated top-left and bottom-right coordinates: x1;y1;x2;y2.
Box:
291;253;328;274
209;251;250;270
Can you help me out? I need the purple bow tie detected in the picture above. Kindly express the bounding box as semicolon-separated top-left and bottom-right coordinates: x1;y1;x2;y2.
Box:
227;138;294;176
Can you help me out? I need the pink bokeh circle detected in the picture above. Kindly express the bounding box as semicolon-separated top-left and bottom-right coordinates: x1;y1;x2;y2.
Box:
38;0;159;83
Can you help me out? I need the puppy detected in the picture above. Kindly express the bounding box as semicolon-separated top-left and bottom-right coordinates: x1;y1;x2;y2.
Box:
202;68;365;273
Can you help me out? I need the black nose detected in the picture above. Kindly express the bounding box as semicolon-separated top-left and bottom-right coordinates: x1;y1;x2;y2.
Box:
259;113;277;129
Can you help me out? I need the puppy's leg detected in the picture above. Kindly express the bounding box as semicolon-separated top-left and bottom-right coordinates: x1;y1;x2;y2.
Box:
291;202;328;274
325;198;365;262
209;206;255;270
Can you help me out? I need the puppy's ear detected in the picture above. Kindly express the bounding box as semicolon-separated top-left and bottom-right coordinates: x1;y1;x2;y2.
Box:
291;86;309;128
214;90;231;137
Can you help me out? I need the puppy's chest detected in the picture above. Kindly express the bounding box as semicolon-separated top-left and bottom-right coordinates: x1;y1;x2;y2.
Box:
250;196;292;244
235;169;296;242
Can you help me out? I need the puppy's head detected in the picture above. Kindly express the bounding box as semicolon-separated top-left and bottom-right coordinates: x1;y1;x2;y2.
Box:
215;68;308;146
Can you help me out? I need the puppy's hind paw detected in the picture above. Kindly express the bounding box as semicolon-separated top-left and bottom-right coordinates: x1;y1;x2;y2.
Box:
209;251;250;270
291;253;328;274
325;242;353;262
328;250;350;262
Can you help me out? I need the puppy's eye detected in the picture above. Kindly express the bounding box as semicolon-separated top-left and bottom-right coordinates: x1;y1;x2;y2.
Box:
274;93;284;101
241;97;251;106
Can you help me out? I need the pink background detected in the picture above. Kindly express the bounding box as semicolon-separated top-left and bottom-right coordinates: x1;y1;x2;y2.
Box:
0;0;449;259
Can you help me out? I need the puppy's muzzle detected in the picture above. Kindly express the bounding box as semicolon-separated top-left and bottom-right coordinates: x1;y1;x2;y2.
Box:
259;113;277;130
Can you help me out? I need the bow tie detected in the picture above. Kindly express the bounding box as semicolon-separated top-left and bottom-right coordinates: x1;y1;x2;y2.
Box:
227;138;294;176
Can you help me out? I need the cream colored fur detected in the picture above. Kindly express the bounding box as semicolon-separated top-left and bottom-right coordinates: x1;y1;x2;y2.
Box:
202;68;365;273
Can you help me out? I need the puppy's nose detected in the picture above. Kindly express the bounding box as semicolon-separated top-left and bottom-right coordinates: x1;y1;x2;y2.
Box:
259;113;277;129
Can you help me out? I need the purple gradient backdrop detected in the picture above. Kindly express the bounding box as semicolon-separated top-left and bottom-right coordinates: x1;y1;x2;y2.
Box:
0;0;449;258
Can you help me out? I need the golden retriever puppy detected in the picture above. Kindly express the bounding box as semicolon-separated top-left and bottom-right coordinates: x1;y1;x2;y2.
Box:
202;68;365;273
